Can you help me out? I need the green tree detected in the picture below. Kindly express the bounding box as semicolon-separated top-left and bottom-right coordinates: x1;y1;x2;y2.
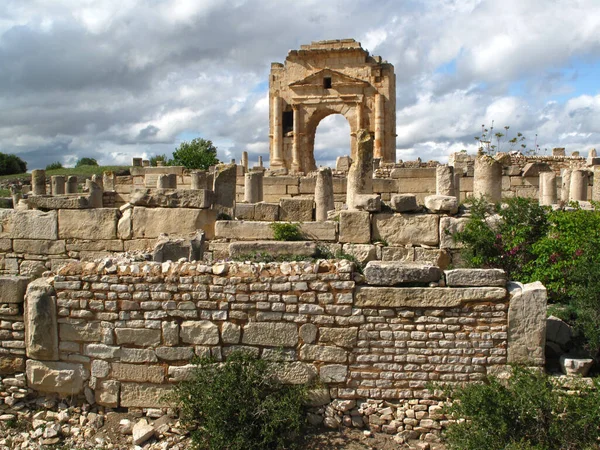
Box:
171;138;219;170
75;157;98;167
0;152;27;175
45;161;63;170
149;154;169;167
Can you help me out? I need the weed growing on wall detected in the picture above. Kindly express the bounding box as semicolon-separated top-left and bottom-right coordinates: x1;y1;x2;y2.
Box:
440;366;600;450
173;350;308;450
271;222;303;241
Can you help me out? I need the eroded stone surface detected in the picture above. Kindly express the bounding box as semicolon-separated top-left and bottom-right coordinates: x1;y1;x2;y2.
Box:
242;323;298;347
364;262;442;286
26;360;88;395
372;213;439;246
445;269;506;287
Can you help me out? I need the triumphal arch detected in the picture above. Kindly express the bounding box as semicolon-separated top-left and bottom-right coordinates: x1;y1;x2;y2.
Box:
269;39;396;173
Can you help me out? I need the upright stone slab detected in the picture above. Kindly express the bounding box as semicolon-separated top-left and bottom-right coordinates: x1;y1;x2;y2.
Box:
339;210;370;244
66;176;78;194
507;281;547;366
561;169;571;202
315;167;335;222
241;151;248;172
86;179;103;208
336;155;352;172
593;166;600;202
436;165;454;196
91;173;103;189
190;171;207;190
167;173;177;189
103;171;116;191
347;129;373;209
539;171;557;206
51;176;65;195
473;155;502;202
25;278;58;361
213;164;237;217
31;170;46;195
157;174;169;189
569;169;588;201
244;171;263;203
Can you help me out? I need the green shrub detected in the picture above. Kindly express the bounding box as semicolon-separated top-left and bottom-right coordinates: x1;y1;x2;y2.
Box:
45;161;63;170
0;152;27;175
441;367;600;450
149;154;170;167
271;222;303;241
172;138;219;170
173;350;308;450
75;157;98;167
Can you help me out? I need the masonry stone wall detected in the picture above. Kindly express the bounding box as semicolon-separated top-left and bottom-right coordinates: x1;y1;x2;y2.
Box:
6;260;546;438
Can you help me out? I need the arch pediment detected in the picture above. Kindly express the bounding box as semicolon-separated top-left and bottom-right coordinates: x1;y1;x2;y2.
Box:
289;69;369;90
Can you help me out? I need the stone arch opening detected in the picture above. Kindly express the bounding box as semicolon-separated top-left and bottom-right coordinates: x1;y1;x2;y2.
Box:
312;112;352;167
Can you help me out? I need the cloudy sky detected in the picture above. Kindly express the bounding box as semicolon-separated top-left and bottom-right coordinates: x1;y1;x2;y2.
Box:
1;0;600;170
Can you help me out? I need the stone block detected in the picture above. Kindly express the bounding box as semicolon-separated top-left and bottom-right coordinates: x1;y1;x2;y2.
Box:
546;316;572;350
299;177;316;194
213;164;237;217
168;364;195;382
341;244;379;264
120;348;157;363
221;323;241;344
180;320;219;345
279;198;314;221
299;344;347;363
120;383;172;408
229;241;317;259
132;207;217;240
364;262;441;286
414;248;450;269
445;269;506;287
254;202;279;221
372;178;397;193
507;281;547;366
381;247;414;262
13;239;66;255
424;195;458;214
25;278;57;361
215;221;273;240
235;203;255;220
372;212;439;246
152;232;204;263
117;208;132;240
298;222;337;241
112;363;164;383
0;210;58;240
129;189;213;208
84;344;121;359
242;323;298;347
339;210;370;244
299;323;318;344
391;168;436;179
0;276;30;303
115;328;161;346
397;177;436;193
26;360;88;395
320;364;348;383
318;327;358;348
60;322;102;342
58;209;118;240
559;356;594;376
273;362;317;384
0;356;25;375
389;194;418;212
96;380;119;407
439;216;469;249
355;286;507;308
155;346;194;361
26;195;89;210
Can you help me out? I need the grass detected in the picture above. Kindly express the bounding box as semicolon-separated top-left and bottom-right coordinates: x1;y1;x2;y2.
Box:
0;165;129;182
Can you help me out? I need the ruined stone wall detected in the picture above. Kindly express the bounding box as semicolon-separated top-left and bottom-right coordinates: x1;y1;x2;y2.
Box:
11;260;546;438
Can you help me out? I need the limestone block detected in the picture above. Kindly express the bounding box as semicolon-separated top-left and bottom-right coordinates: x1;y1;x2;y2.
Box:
298;222;337;241
372;213;439;246
117;208;132;240
391;168;436;179
396;178;436;194
424;195;458;214
132;207;217;239
299;344;347;363
339;210;370;244
318;327;358;348
445;269;506;287
336;156;352;172
120;348;157;363
381;247;414;262
507;281;547;366
242;322;298;347
133;419;155;445
229;241;317;259
355;286;507;308
273;362;317;384
0;210;58;240
215;221;274;240
320;364;348;383
180;320;219;345
0;276;30;303
115;328;161;346
522;162;550;178
341;244;379;264
559;356;594;376
0;238;11;252
65;239;124;252
0;356;25;375
299;323;318;344
279;198;314;221
26;195;89;210
96;380;120;407
235;203;255;220
372;178;397;193
120;383;172;408
152;232;204;263
364;262;441;286
254;202;279;221
439;217;469;249
112;363;164;383
13;239;66;255
26;360;88;395
58;209;118;240
129;189;213;208
213;164;237;217
389;195;418;213
60;322;102;342
168;364;195;382
353;194;381;212
221;323;241;344
84;344;120;359
25;278;57;361
155;346;194;361
414;248;450;269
